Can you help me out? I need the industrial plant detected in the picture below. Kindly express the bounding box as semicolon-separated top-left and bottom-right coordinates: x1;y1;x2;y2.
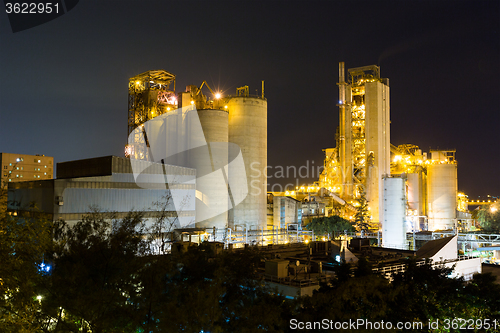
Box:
5;63;497;260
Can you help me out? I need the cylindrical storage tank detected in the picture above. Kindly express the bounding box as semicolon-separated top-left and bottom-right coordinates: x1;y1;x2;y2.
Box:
382;176;406;249
227;96;267;230
182;108;229;229
195;109;229;229
427;163;457;231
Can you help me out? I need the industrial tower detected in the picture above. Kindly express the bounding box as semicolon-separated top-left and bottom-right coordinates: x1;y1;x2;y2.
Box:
320;62;390;230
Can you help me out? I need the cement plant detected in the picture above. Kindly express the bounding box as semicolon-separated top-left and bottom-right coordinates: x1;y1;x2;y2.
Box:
5;62;500;286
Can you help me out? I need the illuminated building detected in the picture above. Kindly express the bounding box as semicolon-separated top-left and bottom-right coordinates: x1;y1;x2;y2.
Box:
1;152;53;188
126;71;267;231
267;193;302;229
315;63;468;248
318;63;390;230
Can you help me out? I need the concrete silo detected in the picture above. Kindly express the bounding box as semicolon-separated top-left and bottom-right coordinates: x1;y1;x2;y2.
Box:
427;163;457;231
227;94;267;230
382;176;406;249
194;108;229;228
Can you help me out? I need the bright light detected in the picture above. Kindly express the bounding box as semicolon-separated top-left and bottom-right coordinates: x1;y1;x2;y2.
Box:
36;295;42;301
224;105;228;109
190;101;194;105
215;93;221;99
492;207;498;213
16;158;20;162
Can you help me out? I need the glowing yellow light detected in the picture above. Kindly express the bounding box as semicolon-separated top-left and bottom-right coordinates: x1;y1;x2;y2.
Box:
224;105;228;109
304;239;309;244
190;101;194;105
492;207;498;213
167;107;171;111
135;81;140;85
215;93;221;99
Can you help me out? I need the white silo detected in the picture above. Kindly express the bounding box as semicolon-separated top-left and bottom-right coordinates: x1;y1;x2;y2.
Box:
195;109;230;228
227;95;267;230
427;163;457;230
382;176;406;249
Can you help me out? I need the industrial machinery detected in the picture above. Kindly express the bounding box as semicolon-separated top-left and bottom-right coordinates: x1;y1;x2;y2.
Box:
126;70;268;231
318;63;390;230
316;62;464;246
126;70;177;160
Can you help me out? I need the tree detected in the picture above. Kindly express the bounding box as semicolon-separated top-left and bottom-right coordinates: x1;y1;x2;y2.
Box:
0;207;53;332
477;203;500;233
44;209;148;332
304;215;354;239
354;190;370;231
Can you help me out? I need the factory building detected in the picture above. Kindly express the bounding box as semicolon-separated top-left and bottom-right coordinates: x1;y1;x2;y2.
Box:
126;71;267;231
314;62;465;249
8;156;196;227
267;194;302;229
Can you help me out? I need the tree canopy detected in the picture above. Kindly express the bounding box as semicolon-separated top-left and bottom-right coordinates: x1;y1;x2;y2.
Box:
304;215;355;238
478;203;500;233
2;208;500;332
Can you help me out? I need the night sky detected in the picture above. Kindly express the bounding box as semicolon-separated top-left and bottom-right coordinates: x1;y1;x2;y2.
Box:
1;0;498;199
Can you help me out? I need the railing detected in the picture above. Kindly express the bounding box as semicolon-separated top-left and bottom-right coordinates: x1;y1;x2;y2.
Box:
372;255;480;278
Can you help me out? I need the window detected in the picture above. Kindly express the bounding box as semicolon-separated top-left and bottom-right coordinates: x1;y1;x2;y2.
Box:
16;167;19;170
8;179;11;182
21;167;23;170
16;174;19;178
20;175;23;178
3;166;6;169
